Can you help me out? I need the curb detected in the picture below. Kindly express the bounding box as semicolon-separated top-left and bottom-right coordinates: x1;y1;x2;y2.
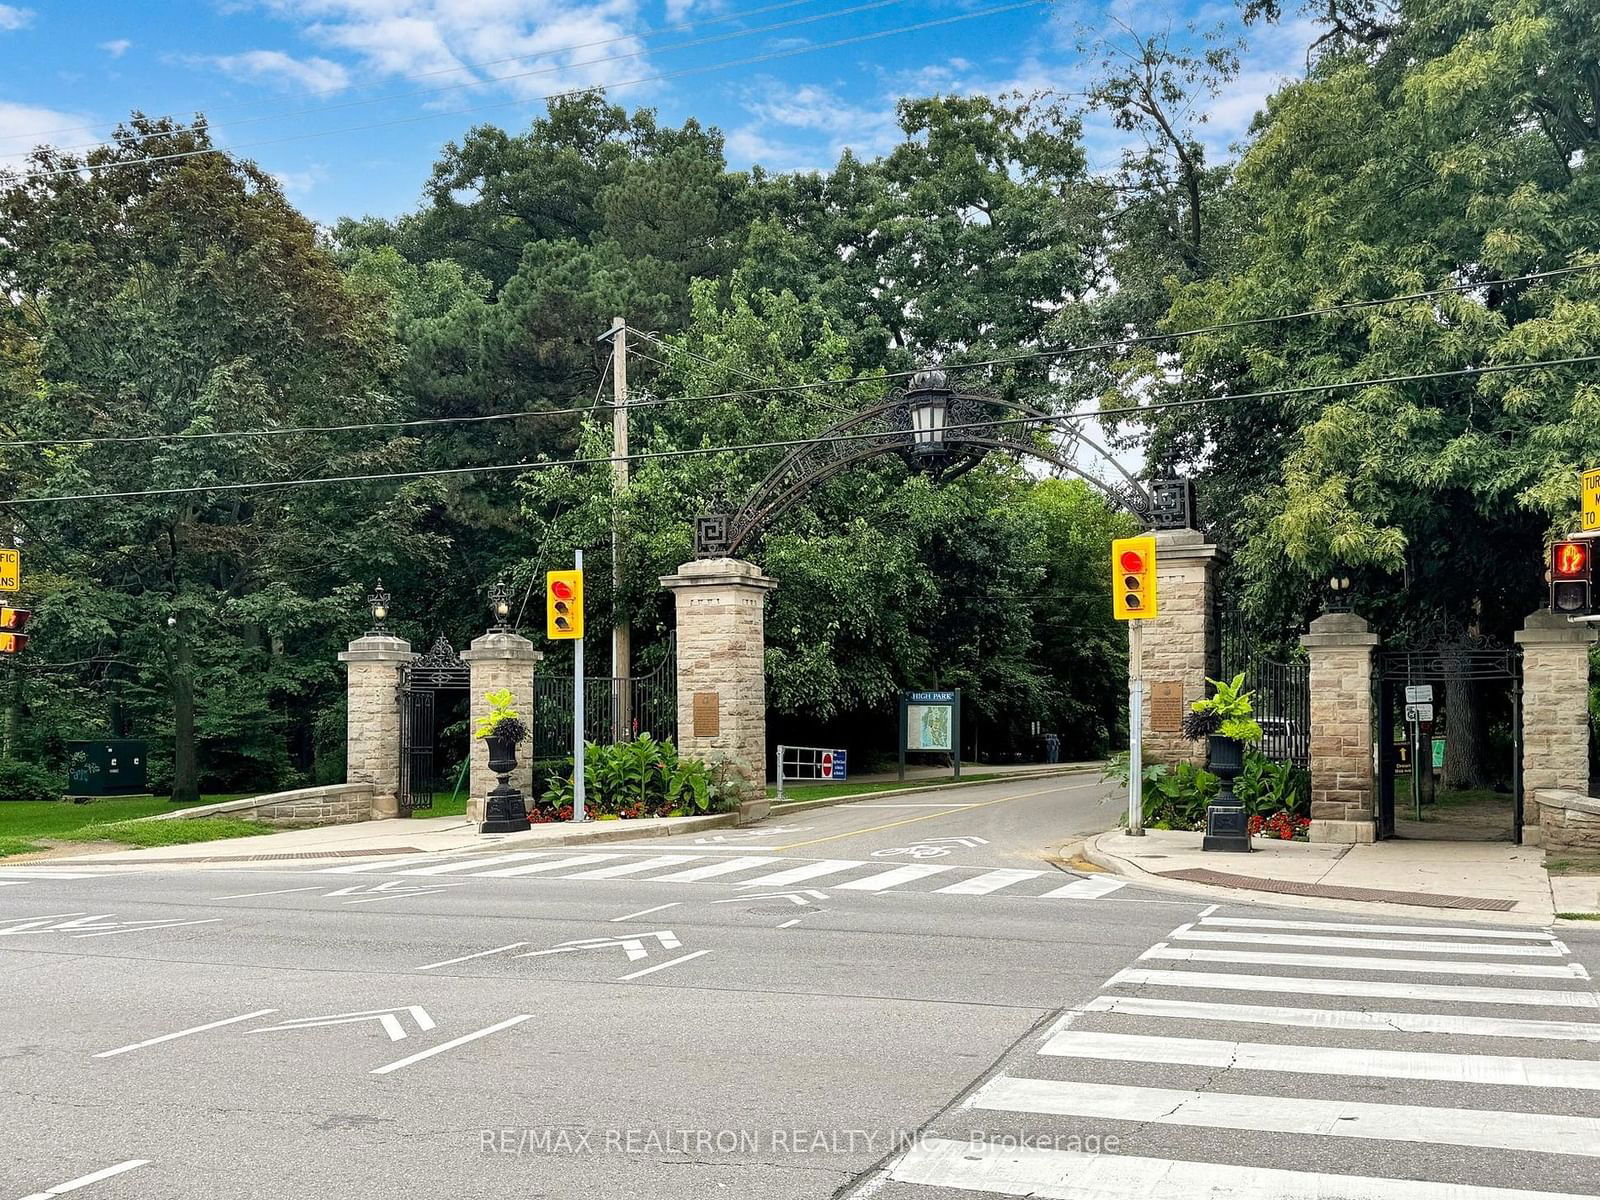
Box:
1080;830;1559;927
769;764;1102;816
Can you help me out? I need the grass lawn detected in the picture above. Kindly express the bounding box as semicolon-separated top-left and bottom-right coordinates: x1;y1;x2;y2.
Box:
769;772;1016;802
1546;852;1600;877
0;794;262;858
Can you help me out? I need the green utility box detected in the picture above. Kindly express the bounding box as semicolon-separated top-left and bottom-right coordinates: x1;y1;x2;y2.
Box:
66;740;149;797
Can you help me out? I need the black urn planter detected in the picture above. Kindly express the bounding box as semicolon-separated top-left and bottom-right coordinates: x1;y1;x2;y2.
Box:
479;729;530;834
1201;734;1251;853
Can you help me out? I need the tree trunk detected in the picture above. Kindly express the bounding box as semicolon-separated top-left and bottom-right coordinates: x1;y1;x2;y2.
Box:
1442;677;1493;791
171;608;199;805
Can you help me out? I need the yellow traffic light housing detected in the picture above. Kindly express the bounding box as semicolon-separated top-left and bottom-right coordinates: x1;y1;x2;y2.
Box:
0;607;31;653
1111;536;1158;620
546;570;584;640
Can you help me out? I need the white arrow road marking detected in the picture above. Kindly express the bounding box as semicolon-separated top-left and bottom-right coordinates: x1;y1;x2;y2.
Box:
370;1015;534;1075
0;913;222;939
415;942;530;971
213;886;323;901
610;903;681;922
617;950;712;981
920;836;989;846
17;1159;151;1200
518;930;681;961
94;1009;279;1058
712;890;828;905
325;879;466;902
0;913;89;934
251;1006;435;1042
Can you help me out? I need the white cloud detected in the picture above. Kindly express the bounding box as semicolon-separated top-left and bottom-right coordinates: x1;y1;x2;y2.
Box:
207;49;352;96
0;5;33;32
99;38;133;58
0;100;97;174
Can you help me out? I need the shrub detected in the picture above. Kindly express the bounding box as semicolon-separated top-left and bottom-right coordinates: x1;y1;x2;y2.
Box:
0;758;62;803
1103;749;1306;831
536;735;735;820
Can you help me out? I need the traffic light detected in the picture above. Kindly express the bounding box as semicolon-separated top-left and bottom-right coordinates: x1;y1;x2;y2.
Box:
1549;539;1593;614
1111;536;1158;620
546;570;584;640
0;607;29;654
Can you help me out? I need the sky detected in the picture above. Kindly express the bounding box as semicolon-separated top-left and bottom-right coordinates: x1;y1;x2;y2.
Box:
0;0;1318;226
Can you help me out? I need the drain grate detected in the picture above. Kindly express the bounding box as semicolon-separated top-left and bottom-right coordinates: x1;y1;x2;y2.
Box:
1156;867;1518;911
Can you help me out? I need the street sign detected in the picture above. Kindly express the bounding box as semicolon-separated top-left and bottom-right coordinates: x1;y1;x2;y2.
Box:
899;689;961;782
1404;684;1433;704
1405;703;1435;723
0;548;17;593
1583;467;1600;532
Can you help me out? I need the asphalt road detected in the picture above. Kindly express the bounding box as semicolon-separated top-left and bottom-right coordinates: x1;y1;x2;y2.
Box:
4;770;1599;1200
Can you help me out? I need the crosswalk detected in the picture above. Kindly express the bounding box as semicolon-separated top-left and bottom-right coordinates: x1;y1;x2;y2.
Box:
312;850;1128;902
856;913;1600;1199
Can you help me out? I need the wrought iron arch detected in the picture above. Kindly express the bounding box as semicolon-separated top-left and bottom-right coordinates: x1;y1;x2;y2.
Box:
693;381;1193;558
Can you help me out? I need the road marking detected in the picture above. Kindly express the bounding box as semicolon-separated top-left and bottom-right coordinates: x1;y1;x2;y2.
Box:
887;1136;1596;1199
1078;994;1600;1042
318;853;459;874
396;852;552;875
1040;1029;1600;1090
559;854;699;879
773;781;1098;850
471;853;625;878
647;856;781;882
1141;944;1587;979
1107;966;1600;1008
712;889;828;905
213;886;323;901
732;859;867;887
0;912;89;933
934;868;1044;895
370;1014;533;1075
18;1159;152;1199
1168;923;1568;956
1039;876;1126;899
611;903;681;922
252;1006;435;1042
777;919;802;929
835;864;952;891
1198;916;1557;940
0;880;22;887
969;1074;1600;1156
415;942;529;971
94;1009;279;1058
848;802;979;808
520;930;681;961
1196;904;1218;917
617;949;712;980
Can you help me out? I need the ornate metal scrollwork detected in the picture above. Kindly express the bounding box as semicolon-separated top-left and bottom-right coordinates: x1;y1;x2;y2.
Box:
408;635;469;689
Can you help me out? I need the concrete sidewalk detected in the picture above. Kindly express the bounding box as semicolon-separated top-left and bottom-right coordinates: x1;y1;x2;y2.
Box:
1082;828;1595;926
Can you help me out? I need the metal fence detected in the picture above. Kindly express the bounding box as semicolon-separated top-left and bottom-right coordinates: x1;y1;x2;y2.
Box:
1217;609;1310;769
533;635;677;762
774;744;848;802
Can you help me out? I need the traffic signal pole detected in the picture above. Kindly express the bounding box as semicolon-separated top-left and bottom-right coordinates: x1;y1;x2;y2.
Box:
574;548;585;824
1127;620;1144;837
610;317;631;702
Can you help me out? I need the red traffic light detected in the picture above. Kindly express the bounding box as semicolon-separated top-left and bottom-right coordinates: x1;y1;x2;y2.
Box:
0;607;30;631
1119;549;1145;573
550;580;574;601
1553;540;1589;578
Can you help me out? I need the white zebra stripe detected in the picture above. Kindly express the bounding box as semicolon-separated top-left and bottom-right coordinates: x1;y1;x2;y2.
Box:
728;860;867;887
1198;916;1555;940
471;853;626;878
1039;876;1126;899
934;868;1045;895
1169;924;1566;957
835;864;952;891
1140;944;1587;980
647;856;783;882
558;855;699;879
397;852;552;875
1105;967;1600;1008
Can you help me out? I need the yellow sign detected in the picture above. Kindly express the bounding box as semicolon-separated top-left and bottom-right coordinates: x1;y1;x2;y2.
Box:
1583;467;1600;532
546;570;584;640
1111;535;1159;620
0;549;17;594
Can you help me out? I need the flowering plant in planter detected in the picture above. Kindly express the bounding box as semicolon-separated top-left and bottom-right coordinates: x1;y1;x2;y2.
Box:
474;689;529;748
1181;673;1263;744
1249;810;1311;841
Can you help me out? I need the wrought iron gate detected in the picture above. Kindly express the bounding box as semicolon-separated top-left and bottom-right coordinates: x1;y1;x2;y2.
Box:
398;636;469;816
1217;611;1311;770
533;635;677;762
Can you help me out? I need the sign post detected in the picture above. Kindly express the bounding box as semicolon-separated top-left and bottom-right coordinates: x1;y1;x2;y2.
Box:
1111;535;1158;838
1127;622;1144;837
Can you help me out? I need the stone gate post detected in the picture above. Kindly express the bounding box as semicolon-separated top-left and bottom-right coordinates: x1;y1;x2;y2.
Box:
1301;611;1380;843
462;631;542;826
338;633;414;819
1515;608;1597;844
660;557;777;799
1138;528;1221;765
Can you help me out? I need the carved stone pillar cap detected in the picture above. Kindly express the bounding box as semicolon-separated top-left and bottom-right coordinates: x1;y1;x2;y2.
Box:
661;556;778;591
1301;611;1380;648
339;634;414;663
462;631;544;662
1515;608;1600;646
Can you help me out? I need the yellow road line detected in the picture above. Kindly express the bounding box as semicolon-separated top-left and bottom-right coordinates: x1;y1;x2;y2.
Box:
773;780;1100;851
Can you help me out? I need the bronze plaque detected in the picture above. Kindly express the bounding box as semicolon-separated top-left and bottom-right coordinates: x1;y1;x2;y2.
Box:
692;691;721;737
1150;681;1185;733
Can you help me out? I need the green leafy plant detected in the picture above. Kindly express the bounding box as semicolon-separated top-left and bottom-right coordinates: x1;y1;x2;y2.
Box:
1188;673;1263;743
0;758;62;804
474;689;529;745
1232;752;1310;817
1104;752;1218;831
537;736;733;820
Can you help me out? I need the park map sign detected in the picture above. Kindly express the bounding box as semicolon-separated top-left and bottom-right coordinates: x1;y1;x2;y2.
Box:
898;690;962;782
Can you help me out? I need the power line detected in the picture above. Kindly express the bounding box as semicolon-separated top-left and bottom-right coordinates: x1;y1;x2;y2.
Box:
22;0;915;161
0;0;839;147
5;353;1595;507
3;263;1594;451
8;1;1048;184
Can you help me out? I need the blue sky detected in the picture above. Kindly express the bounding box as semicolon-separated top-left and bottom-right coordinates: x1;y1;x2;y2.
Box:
0;0;1316;225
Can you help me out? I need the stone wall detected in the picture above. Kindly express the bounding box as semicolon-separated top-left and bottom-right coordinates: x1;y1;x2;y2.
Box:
338;634;413;816
661;557;777;797
462;631;542;825
141;783;379;827
1516;609;1597;841
1535;789;1600;852
1301;611;1378;844
1136;528;1220;766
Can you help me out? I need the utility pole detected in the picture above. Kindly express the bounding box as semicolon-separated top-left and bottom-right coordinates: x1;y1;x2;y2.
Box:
609;317;631;740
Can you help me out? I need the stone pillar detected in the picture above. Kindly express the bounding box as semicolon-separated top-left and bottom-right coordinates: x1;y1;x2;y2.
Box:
1301;612;1379;843
338;634;414;820
461;632;543;826
660;557;777;798
1138;528;1221;766
1515;609;1597;844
